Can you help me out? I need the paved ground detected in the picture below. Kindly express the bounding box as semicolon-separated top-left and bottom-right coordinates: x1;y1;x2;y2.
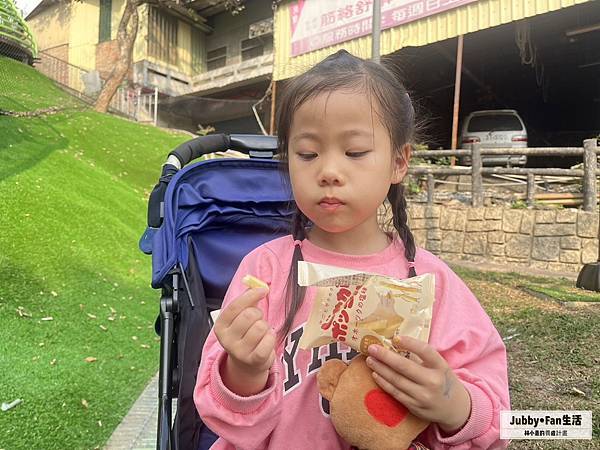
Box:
102;260;582;449
104;373;161;450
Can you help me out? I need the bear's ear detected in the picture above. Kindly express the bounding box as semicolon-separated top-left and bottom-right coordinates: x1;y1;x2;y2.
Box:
317;359;348;401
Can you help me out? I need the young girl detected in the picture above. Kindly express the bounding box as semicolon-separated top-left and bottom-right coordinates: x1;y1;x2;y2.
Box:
194;50;510;450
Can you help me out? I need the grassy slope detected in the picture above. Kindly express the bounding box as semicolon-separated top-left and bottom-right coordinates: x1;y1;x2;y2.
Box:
0;56;189;449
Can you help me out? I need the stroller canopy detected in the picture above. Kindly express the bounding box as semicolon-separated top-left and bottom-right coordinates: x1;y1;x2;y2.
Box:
151;158;295;299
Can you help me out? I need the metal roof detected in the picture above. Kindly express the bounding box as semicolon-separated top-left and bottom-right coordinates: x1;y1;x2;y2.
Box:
273;0;593;81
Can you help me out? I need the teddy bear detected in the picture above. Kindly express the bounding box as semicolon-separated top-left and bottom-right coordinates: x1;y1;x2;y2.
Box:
317;354;429;450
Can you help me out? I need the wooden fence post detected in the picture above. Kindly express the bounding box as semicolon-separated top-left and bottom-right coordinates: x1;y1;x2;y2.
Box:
583;139;598;212
427;174;434;205
526;173;535;207
471;143;483;207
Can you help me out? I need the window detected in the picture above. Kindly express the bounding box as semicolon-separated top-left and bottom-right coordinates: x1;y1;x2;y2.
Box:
148;7;178;66
99;0;112;42
241;37;268;61
207;46;226;71
467;114;523;132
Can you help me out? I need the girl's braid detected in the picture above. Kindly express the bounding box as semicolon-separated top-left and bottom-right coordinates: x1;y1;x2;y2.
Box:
291;209;308;241
388;183;417;278
279;210;308;341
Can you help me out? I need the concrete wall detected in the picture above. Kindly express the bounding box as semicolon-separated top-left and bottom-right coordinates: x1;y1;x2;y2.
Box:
206;2;273;66
69;0;99;72
406;204;599;273
27;3;71;52
132;4;148;65
100;0;149;78
112;0;148;65
30;1;153;78
178;21;192;76
144;9;202;77
28;0;271;91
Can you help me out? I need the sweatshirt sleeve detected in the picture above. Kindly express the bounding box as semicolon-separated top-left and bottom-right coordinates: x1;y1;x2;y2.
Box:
193;245;284;450
418;262;511;450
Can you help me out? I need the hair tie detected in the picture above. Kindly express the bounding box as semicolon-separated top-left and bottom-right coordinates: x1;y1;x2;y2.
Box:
293;239;303;249
407;261;416;269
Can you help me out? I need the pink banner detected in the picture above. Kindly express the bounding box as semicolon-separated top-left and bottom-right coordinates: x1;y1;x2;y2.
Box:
290;0;478;57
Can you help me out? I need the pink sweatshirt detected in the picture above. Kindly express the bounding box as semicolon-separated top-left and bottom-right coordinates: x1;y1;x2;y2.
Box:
194;235;510;450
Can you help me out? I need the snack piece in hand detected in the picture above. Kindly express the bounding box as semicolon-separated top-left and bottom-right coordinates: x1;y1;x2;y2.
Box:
242;275;269;291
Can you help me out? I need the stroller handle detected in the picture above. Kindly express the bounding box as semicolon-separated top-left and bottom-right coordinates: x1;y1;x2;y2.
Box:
139;134;279;254
169;133;278;167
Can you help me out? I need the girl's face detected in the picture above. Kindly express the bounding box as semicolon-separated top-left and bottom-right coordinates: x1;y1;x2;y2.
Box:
288;89;409;238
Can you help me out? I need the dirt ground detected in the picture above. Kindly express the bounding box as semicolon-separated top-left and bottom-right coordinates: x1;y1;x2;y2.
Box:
460;274;599;449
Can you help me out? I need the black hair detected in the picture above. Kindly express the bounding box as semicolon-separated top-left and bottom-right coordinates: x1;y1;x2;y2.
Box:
276;49;417;341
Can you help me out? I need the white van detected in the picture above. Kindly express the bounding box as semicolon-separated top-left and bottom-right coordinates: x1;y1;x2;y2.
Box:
460;109;528;166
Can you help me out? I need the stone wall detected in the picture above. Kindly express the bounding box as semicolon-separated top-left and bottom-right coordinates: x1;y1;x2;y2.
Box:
407;204;599;273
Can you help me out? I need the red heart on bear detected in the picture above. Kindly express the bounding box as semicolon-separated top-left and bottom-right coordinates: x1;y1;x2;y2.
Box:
364;389;409;427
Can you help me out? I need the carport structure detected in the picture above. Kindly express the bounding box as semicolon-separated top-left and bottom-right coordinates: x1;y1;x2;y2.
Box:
395;1;600;161
272;0;599;166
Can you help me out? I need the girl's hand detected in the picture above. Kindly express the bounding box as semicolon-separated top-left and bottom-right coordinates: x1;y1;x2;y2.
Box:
366;336;471;434
214;287;275;395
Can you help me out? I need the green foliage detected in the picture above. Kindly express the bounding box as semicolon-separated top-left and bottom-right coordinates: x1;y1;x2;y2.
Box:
412;143;451;166
432;156;451;166
407;177;421;195
0;56;188;449
511;199;528;209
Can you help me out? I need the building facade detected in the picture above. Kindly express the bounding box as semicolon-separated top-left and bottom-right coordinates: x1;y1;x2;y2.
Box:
271;0;599;150
26;0;274;132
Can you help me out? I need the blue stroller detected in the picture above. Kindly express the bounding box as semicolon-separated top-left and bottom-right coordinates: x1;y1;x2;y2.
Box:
139;134;295;450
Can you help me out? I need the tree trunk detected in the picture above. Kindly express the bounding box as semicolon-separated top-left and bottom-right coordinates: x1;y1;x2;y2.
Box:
94;0;139;113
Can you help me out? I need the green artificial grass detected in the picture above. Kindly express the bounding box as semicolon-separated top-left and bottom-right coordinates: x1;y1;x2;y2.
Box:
0;55;82;112
0;56;188;449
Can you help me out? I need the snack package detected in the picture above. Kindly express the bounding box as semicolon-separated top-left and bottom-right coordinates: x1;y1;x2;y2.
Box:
297;261;435;354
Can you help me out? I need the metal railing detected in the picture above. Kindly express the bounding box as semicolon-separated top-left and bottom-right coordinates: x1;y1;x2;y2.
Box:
35;51;93;97
409;139;599;212
35;50;159;124
111;85;159;124
191;52;273;92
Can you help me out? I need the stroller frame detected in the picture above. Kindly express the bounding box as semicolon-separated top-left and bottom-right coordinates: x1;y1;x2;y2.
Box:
140;134;290;450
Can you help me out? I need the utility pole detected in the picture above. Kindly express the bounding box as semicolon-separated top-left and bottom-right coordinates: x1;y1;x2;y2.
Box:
450;34;464;165
371;0;381;63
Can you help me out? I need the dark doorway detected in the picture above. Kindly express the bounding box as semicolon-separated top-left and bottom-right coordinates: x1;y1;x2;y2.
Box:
393;1;600;167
